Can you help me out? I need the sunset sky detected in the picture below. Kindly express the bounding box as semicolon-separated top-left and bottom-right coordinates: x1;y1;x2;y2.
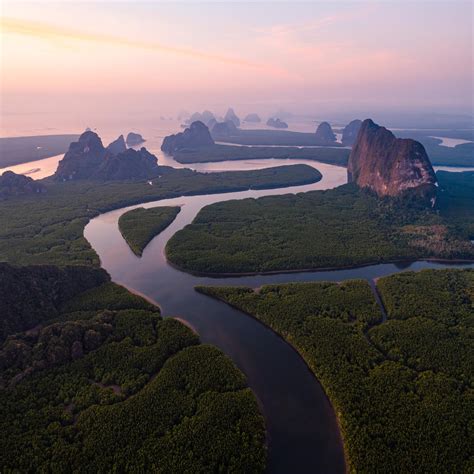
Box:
1;1;472;127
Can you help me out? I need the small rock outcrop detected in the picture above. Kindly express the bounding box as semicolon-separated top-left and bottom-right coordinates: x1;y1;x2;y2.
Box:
244;113;261;123
54;131;158;181
106;135;127;154
186;111;216;127
348;119;437;198
0;171;46;199
315;122;337;144
126;132;145;146
96;148;159;180
224;108;240;127
266;118;288;129
161;121;214;155
341;120;362;146
211;120;237;136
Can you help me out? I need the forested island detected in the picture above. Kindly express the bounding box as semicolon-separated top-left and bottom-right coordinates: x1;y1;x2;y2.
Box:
0;263;266;471
119;206;181;256
0;164;320;266
197;268;474;472
166;172;474;275
172;143;350;166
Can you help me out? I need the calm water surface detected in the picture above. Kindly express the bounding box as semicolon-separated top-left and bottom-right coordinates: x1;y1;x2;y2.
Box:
84;157;474;473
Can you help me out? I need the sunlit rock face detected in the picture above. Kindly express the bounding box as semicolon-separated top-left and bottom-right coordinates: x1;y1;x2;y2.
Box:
348;119;437;198
161;121;214;155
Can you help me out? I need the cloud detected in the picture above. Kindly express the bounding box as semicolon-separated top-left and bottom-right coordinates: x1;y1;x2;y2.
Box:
1;17;262;69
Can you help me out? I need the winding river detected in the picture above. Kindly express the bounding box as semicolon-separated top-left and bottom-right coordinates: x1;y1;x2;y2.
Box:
84;158;474;474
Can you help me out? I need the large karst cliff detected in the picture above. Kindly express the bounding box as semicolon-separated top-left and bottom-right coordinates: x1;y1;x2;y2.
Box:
348;119;437;198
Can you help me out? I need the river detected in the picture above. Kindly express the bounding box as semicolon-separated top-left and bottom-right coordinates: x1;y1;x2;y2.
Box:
84;156;474;473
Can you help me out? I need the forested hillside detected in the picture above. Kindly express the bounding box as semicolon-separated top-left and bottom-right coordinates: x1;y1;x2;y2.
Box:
0;264;266;472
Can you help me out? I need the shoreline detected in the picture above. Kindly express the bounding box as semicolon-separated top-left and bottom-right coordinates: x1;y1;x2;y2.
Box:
175;154;349;168
165;256;474;279
195;286;350;472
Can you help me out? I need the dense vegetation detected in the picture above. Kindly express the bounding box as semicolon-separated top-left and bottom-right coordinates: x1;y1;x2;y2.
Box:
198;268;474;472
0;263;109;342
0;266;266;472
436;171;474;239
0;134;79;167
0;164;320;266
173;143;349;167
167;175;474;274
119;206;181;256
211;128;345;146
395;131;474;167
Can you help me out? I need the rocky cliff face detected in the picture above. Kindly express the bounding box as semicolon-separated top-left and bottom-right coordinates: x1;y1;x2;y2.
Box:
161;121;214;155
96;148;159;180
54;131;107;180
224;108;240;127
107;135;127;154
54;131;158;181
315;122;337;144
0;171;46;199
348;119;437;198
211;120;237;136
341;119;362;146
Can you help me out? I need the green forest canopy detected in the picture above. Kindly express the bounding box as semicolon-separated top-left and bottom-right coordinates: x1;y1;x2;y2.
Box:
197;268;474;473
119;206;180;256
0;264;266;472
167;172;474;274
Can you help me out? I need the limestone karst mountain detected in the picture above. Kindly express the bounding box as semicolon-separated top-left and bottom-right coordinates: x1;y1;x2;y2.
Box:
348;119;437;198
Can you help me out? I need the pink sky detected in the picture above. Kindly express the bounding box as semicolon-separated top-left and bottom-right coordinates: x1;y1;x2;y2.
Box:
1;1;472;125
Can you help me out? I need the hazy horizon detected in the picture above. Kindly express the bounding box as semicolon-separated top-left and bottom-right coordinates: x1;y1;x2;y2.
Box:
1;1;473;134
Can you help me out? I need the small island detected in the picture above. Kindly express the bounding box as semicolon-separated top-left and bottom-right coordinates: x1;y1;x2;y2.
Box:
314;122;337;144
119;206;181;256
266;117;288;129
244;113;261;123
126;132;146;146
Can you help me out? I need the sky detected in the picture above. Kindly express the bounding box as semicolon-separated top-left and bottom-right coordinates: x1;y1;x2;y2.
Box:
1;0;473;131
